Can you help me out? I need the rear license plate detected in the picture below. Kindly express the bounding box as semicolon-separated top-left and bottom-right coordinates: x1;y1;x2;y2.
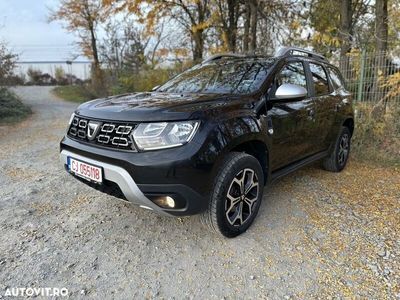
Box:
67;157;103;184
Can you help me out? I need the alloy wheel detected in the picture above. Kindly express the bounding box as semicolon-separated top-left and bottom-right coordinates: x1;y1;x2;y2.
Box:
225;168;259;227
338;133;349;166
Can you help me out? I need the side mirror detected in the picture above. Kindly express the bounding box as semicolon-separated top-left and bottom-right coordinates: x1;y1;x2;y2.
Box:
275;83;307;100
151;85;160;92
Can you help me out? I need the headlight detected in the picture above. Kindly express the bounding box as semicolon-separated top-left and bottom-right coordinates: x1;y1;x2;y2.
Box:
68;113;75;125
133;121;199;150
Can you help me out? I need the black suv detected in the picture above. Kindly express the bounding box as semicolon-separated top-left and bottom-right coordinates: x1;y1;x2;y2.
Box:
60;47;354;237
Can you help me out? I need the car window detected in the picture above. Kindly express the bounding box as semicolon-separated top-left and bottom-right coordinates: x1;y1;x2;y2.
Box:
309;63;330;96
158;59;276;94
328;67;345;90
275;61;308;90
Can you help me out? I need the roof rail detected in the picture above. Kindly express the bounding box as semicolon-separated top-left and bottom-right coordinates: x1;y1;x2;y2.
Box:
275;47;328;62
202;53;245;63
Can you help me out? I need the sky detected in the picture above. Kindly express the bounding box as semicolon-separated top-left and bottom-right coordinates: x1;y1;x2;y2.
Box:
0;0;85;62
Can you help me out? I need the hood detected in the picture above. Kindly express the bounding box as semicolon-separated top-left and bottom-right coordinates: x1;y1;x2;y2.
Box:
75;92;253;122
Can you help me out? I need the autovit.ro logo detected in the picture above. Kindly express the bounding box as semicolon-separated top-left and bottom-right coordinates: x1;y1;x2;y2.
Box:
4;287;69;297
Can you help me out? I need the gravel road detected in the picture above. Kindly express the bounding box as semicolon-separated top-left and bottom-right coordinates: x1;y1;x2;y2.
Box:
0;86;399;299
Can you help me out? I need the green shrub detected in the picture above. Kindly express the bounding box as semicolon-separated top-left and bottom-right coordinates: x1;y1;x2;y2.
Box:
0;88;32;124
52;85;97;103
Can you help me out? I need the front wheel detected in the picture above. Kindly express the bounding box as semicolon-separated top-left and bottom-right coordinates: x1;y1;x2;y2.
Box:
201;152;264;238
322;126;351;172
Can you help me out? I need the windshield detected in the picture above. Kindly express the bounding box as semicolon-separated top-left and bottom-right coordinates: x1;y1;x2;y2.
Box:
158;59;276;94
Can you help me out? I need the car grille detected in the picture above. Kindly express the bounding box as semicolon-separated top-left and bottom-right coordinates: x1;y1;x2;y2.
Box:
68;116;137;151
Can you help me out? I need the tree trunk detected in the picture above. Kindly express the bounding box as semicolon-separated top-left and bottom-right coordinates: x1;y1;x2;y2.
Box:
243;1;251;53
249;0;257;53
372;0;389;107
192;29;204;62
89;25;101;70
226;0;239;52
227;0;236;52
339;0;352;78
375;0;388;54
89;23;106;96
191;1;207;62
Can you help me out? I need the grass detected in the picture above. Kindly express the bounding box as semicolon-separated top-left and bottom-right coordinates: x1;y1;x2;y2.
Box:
52;85;95;103
0;88;32;125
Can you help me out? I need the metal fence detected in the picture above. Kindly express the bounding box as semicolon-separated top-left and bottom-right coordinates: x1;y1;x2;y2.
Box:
334;51;400;105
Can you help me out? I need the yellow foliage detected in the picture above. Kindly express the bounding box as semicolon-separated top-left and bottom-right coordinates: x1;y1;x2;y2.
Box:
312;32;341;48
156;48;169;57
173;48;189;57
383;72;400;98
290;20;301;30
191;20;211;33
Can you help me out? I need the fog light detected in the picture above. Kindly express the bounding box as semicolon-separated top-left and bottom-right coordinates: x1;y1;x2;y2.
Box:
153;196;176;208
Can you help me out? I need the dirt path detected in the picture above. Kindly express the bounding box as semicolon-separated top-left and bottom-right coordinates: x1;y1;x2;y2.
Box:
0;86;399;299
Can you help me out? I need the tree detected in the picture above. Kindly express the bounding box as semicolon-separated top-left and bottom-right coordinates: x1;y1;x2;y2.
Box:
0;43;18;85
339;0;352;59
369;0;389;107
104;0;211;62
243;1;251;52
49;0;112;95
212;0;241;52
388;0;400;54
375;0;388;53
308;0;371;57
49;0;111;70
256;0;302;54
99;19;168;73
249;0;257;52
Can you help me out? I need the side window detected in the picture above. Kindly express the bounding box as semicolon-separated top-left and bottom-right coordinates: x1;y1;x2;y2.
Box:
328;67;345;90
275;61;308;90
309;63;330;96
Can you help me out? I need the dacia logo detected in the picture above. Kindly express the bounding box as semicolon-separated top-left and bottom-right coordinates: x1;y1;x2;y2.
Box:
87;121;101;140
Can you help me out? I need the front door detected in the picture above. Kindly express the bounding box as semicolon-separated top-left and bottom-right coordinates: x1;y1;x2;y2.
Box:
267;61;317;171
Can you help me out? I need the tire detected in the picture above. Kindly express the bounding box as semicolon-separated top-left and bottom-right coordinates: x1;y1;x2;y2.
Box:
322;126;351;172
201;152;264;238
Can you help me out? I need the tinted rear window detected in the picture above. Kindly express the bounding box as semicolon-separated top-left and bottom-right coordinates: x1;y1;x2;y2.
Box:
309;63;330;96
328;67;345;90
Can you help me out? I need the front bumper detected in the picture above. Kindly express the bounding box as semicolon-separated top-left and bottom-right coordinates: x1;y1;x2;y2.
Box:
60;136;211;216
60;149;172;214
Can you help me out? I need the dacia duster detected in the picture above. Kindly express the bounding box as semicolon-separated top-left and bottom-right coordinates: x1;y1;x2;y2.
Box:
60;47;354;237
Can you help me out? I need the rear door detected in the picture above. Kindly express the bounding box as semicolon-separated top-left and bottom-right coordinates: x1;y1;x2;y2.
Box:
268;60;317;171
306;62;337;152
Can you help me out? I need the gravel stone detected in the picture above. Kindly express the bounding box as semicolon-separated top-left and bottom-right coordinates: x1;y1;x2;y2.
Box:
0;86;398;299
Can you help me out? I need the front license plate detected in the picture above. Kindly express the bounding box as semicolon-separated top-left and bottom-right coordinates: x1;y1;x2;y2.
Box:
67;157;103;184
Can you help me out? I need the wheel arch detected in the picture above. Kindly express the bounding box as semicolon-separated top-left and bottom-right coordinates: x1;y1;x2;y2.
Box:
207;115;270;185
343;118;354;137
229;140;269;185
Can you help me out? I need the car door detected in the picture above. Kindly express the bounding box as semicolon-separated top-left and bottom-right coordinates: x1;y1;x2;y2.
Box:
267;60;317;171
326;66;353;141
306;62;337;152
